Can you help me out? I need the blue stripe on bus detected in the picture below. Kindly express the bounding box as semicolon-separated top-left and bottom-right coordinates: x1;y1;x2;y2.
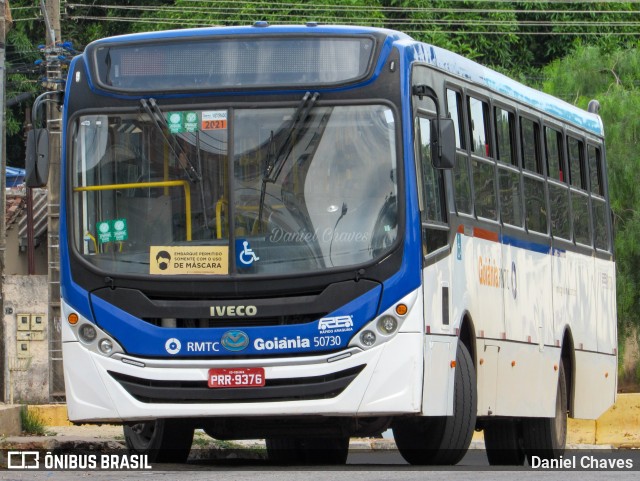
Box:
500;234;551;255
459;226;553;255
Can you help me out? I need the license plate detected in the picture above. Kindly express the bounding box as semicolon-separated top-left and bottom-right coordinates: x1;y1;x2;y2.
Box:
208;367;265;388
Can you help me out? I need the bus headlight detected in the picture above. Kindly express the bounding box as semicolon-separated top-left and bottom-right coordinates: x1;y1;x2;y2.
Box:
67;311;124;358
347;289;419;351
377;315;398;335
78;324;97;343
99;339;114;354
360;330;377;347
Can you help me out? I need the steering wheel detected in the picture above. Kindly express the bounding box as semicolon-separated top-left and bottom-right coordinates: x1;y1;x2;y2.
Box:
370;194;397;258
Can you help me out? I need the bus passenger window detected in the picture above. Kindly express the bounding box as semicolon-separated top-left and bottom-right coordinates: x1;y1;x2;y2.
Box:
468;96;490;158
446;90;464;149
549;183;571;240
572;191;591;246
545;127;564;182
588;145;603;196
454;155;473;215
520;117;542;174
568;137;585;189
524;176;548;234
499;167;523;227
593;198;610;251
588;145;608;250
495;108;515;165
472;159;497;220
447;89;472;215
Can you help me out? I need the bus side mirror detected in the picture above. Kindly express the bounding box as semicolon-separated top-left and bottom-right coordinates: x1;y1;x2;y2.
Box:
25;128;50;187
431;118;455;170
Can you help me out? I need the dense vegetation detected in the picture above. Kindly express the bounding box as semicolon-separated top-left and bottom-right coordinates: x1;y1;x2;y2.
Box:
6;1;640;383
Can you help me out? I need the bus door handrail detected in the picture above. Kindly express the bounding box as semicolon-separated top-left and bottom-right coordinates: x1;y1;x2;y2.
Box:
73;180;192;241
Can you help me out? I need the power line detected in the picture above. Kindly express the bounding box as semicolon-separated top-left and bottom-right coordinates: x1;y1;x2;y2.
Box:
64;1;640;16
65;14;640;35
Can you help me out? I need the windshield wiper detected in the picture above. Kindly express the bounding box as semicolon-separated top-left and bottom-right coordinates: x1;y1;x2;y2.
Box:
140;98;201;183
256;91;319;232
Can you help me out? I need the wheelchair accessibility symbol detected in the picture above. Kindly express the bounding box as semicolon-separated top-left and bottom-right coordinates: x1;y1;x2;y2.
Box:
236;240;259;267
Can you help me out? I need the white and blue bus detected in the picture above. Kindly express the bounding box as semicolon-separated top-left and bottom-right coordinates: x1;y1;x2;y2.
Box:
27;24;617;465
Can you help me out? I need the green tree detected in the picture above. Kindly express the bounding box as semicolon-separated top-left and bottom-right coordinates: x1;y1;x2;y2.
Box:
543;45;640;339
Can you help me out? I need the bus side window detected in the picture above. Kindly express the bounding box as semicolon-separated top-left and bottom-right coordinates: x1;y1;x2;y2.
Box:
468;96;491;158
417;117;448;255
568;136;586;189
545;127;564;182
520;117;548;234
495;107;516;166
468;95;496;220
496;108;523;227
587;144;603;196
447;89;472;215
520;117;541;174
568;136;591;246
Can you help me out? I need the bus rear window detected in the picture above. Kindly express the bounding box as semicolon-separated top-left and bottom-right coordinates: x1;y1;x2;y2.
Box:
90;36;375;92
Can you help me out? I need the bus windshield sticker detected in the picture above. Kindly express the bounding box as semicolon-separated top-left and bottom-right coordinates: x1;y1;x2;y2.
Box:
149;246;229;275
236;239;259;267
201;110;228;131
166;111;199;134
96;219;128;244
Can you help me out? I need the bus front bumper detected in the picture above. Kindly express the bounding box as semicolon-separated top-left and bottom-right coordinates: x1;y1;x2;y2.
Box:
62;331;424;423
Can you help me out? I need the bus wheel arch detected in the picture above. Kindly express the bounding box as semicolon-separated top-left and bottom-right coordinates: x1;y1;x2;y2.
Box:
458;312;477;370
560;327;575;417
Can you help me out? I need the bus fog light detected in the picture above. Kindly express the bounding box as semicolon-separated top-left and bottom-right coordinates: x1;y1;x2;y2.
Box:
78;324;97;343
377;315;398;334
360;330;377;347
99;339;114;354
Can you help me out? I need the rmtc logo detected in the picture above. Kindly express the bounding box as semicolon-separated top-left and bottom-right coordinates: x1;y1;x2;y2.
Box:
221;330;250;351
165;338;181;355
318;315;354;331
210;305;257;317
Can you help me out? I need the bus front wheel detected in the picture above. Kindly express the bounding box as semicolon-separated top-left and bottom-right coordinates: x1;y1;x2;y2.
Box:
123;418;194;463
393;342;477;465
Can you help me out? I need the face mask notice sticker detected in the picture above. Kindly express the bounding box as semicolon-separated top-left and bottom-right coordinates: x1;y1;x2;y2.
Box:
149;246;229;275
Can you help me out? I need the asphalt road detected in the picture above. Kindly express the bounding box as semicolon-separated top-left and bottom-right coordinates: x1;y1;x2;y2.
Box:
3;448;640;481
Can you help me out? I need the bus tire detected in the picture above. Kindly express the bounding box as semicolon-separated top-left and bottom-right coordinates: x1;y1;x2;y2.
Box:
266;436;349;465
393;342;477;465
123;418;194;463
484;419;525;465
522;360;567;464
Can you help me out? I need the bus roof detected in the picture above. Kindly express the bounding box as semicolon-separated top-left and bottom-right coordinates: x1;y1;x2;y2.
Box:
87;24;603;136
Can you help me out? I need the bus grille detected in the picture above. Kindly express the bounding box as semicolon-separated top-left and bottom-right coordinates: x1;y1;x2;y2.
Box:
108;365;365;404
141;313;326;328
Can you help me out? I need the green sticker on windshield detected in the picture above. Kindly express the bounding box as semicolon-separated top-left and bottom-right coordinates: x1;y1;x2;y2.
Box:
167;111;198;134
167;112;184;134
96;219;128;243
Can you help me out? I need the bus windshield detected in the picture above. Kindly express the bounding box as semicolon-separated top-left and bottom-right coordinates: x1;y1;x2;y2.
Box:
71;104;398;276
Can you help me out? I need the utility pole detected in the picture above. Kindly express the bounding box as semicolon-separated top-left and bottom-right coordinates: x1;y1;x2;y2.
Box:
0;0;7;403
42;0;63;402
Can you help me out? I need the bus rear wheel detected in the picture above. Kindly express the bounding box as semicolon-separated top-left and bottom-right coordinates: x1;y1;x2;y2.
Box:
484;419;525;465
266;436;349;465
522;360;568;464
123;418;194;463
393;342;477;465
